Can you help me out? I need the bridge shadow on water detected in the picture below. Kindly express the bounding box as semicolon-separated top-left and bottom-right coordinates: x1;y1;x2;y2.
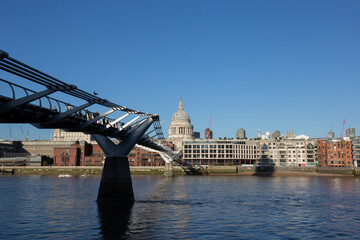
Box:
254;165;275;177
97;200;134;239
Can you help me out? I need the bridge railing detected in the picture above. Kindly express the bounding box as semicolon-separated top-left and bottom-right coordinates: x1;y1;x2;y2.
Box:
0;78;118;126
0;49;165;142
0;78;71;111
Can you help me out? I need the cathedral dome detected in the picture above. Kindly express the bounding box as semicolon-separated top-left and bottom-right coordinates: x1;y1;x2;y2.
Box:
168;98;194;150
171;98;191;124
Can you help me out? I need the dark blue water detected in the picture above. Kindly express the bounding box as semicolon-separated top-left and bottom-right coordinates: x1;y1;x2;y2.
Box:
0;175;360;239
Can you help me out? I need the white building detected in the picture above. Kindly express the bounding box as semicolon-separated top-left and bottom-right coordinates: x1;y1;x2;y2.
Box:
261;131;270;140
53;129;92;142
259;139;316;167
183;139;259;166
168;98;193;150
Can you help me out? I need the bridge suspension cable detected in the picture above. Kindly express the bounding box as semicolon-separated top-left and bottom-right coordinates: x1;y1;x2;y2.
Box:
0;49;165;145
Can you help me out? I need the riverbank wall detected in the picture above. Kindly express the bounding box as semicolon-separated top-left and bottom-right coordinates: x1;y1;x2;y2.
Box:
1;166;360;177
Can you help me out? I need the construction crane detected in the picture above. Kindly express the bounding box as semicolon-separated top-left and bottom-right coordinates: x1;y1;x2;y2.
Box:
327;126;334;138
340;119;346;138
19;125;30;141
9;125;13;141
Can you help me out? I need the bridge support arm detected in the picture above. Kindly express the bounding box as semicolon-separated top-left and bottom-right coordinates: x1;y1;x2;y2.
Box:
106;113;130;128
77;108;115;130
46;102;94;124
93;117;154;202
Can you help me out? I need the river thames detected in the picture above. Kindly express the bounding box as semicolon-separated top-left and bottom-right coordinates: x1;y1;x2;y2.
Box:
0;175;360;239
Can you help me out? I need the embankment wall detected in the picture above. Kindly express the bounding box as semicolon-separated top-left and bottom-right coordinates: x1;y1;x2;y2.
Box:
1;166;360;177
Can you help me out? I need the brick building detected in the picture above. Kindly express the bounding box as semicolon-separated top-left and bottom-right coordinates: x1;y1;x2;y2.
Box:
53;141;164;166
128;148;164;166
54;144;81;166
317;139;353;167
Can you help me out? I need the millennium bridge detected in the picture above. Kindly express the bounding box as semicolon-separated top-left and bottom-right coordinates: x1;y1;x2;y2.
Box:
0;49;178;203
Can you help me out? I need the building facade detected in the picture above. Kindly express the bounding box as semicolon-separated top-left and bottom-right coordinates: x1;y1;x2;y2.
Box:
259;139;316;167
128;148;164;166
205;128;213;139
54;144;81;166
327;131;335;138
346;128;356;139
22;140;76;158
0;140;28;158
352;139;360;167
271;130;280;140
182;139;318;167
53;129;92;142
317;139;353;167
53;142;164;167
183;139;259;166
193;132;200;139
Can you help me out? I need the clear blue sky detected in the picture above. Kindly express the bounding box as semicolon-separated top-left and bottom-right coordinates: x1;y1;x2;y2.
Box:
1;0;359;140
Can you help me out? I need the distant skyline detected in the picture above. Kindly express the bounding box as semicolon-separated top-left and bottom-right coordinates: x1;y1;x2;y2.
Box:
1;0;360;140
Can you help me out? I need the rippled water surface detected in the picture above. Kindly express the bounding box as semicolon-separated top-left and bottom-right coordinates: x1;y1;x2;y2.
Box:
1;175;360;239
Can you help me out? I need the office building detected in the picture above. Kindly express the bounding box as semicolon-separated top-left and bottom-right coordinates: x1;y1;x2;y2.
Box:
259;139;316;167
193;132;200;139
205;128;213;139
183;139;259;166
346;128;356;139
327;131;335;138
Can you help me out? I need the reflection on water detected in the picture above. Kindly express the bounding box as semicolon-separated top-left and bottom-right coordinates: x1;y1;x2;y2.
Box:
97;201;133;239
0;175;360;239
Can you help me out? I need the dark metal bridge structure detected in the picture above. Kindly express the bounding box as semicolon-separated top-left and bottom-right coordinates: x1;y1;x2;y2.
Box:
0;49;175;203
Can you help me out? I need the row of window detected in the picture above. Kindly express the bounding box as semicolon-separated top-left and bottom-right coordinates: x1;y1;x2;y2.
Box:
184;144;257;149
85;159;102;162
184;154;257;159
326;160;351;165
184;149;257;154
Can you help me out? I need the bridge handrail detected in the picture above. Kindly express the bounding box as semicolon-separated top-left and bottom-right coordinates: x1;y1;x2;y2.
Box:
0;49;165;140
0;78;76;111
0;50;155;116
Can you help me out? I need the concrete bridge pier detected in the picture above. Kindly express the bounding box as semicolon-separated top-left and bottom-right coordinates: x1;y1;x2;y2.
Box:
163;162;174;177
97;156;134;202
93;117;153;203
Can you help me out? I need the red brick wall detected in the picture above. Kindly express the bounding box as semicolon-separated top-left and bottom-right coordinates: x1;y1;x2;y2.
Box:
317;139;352;167
54;142;165;166
128;148;164;166
54;146;79;166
